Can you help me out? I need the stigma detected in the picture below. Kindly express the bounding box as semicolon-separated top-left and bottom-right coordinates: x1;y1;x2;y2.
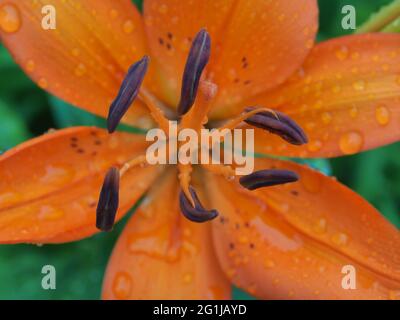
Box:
179;186;218;223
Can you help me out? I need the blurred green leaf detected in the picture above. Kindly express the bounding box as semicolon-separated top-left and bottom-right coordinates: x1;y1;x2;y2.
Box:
50;96;107;128
49;96;147;134
331;145;400;228
0;99;30;151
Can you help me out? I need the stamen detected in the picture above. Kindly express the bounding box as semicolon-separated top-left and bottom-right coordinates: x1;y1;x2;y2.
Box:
107;56;149;133
120;154;147;176
244;107;308;145
178;163;195;207
139;88;171;133
239;169;299;190
96;167;120;232
179;186;218;223
201;163;236;180
177;29;211;116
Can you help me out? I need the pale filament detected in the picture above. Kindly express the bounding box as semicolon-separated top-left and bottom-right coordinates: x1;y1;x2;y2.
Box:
218;106;279;132
119;154;148;177
201;163;236;180
138;88;171;133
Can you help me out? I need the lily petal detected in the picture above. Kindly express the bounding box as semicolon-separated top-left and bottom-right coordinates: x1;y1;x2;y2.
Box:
143;0;318;112
102;168;231;300
0;127;161;244
207;158;400;299
0;0;152;127
246;33;400;158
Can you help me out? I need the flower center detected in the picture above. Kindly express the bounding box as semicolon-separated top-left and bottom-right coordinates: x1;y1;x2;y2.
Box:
96;29;308;232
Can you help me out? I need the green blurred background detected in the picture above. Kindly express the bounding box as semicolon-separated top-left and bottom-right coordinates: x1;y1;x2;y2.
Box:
0;0;398;299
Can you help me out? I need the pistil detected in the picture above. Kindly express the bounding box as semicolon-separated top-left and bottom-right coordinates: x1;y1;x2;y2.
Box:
179;186;218;222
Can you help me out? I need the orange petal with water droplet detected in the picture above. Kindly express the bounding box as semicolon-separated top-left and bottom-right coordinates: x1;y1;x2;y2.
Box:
102;168;231;299
244;33;400;158
143;0;318;111
0;0;155;128
208;158;400;299
0;127;161;243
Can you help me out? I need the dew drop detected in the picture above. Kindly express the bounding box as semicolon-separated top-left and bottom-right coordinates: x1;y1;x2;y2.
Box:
112;272;132;299
263;259;275;269
38;205;64;221
349;106;358;119
0;3;21;33
38;78;48;89
352;80;366;91
335;46;348;61
375;106;390;126
331;232;349;247
74;63;87;77
71;48;80;57
158;4;168;14
26;60;35;73
109;9;118;19
321;112;332;125
339;131;363;155
0;191;22;206
182;273;193;284
307;140;322;152
123;20;134;34
313;218;327;234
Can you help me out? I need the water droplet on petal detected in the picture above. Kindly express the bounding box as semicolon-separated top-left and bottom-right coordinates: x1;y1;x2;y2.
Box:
109;9;118;19
321;112;332;125
182;273;193;284
38;78;48;89
74;63;87;77
352;80;365;91
112;272;132;299
71;48;80;57
335;46;348;61
263;259;275;269
158;4;168;14
375;106;390;126
349;106;358;119
313;218;327;234
0;191;22;206
0;3;21;33
38;205;64;221
331;232;349;247
123;20;134;34
339;131;363;155
308;140;322;152
26;60;35;72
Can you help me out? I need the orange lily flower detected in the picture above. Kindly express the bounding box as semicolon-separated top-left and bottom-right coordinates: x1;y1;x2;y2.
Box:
0;0;400;300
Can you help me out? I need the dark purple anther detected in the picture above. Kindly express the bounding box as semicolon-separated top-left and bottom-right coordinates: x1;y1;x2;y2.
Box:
239;169;299;190
107;56;149;133
177;29;211;116
244;107;308;145
179;186;218;223
96;167;120;231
